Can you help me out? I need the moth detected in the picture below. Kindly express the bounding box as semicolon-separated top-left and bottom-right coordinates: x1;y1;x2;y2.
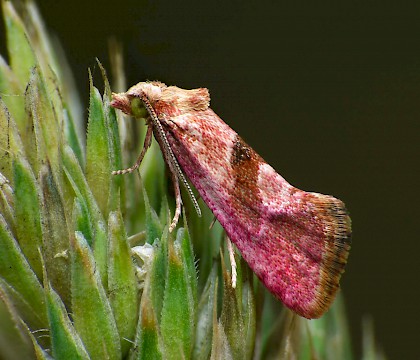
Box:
111;81;351;319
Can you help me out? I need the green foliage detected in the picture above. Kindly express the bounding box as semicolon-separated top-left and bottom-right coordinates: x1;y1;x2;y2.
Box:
0;1;384;359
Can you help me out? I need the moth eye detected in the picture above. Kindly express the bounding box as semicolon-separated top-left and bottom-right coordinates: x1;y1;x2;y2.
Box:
131;98;148;118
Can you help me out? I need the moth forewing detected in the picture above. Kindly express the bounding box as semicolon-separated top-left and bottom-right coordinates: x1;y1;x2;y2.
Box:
111;81;351;319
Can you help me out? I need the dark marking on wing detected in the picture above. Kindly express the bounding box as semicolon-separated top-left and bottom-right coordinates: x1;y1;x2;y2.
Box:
229;135;264;230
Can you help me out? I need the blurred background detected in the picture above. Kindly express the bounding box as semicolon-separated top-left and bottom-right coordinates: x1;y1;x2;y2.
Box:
1;1;419;358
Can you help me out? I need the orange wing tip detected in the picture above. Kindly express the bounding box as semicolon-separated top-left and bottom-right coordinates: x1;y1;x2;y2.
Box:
304;196;352;319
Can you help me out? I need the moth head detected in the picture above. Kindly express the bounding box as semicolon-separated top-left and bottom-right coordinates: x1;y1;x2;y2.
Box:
110;92;132;115
111;81;167;116
111;81;210;116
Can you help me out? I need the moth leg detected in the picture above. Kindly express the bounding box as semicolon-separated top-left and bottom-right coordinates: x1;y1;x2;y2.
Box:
151;126;182;232
226;236;237;289
168;164;182;232
112;124;153;175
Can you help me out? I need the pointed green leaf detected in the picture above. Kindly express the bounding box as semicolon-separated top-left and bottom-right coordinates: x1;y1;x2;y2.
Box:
25;319;54;360
143;183;163;245
160;228;196;359
107;209;138;356
72;197;93;246
45;283;90;360
26;66;62;186
193;265;218;360
64;144;109;287
132;286;163;360
63;144;104;226
0;55;26;128
210;322;233;360
107;104;124;214
23;0;84;136
179;214;198;307
148;229;168;324
0;98;26;182
93;220;109;289
42;64;65;132
220;259;244;360
186;198;223;287
219;249;255;360
158;195;170;227
64;107;84;170
13;157;43;279
0;284;37;360
210;280;233;360
98;60;124;214
123;170;145;234
242;284;256;359
0;173;14;234
86;74;111;217
71;195;108;288
141;139;166;211
20;5;65;137
2;1;36;90
0;99;14;180
113;114;147;234
39;165;71;307
71;231;121;359
0;215;47;330
0;278;48;345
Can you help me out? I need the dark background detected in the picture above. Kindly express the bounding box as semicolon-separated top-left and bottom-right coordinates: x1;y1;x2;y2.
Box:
2;1;420;358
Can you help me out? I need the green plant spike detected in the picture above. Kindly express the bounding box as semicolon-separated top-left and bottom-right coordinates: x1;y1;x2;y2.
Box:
71;231;121;359
108;209;139;357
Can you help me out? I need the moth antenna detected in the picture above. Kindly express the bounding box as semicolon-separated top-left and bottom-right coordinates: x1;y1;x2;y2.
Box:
177;168;202;217
140;94;202;218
